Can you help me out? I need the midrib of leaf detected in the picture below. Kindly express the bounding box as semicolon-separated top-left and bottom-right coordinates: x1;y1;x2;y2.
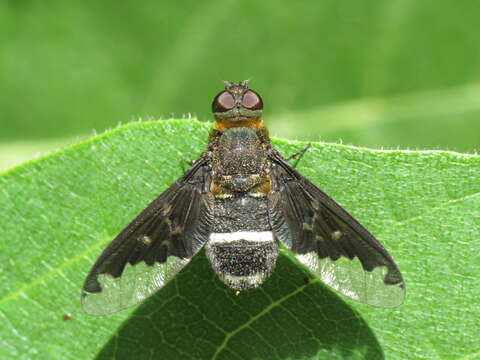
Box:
210;279;320;360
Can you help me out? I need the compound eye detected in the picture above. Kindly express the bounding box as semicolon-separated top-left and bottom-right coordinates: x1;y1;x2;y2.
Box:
212;91;235;112
242;90;263;110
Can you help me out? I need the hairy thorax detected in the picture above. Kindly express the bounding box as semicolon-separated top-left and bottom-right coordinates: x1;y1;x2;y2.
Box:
211;127;271;197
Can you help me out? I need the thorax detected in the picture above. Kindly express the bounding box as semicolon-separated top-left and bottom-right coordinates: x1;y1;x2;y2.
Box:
210;127;271;197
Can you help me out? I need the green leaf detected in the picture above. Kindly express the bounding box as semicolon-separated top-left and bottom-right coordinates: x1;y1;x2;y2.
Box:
1;119;479;359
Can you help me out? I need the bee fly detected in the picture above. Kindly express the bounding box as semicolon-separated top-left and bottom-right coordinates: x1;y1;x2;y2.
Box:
81;81;405;316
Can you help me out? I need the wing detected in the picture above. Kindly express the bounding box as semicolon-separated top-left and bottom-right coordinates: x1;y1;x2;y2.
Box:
268;151;405;308
81;157;214;316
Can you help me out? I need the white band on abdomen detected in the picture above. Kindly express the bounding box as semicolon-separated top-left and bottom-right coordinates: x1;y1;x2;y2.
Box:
209;231;274;244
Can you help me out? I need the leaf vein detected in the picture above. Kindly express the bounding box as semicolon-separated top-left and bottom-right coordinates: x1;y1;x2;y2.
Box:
210;279;320;360
0;235;110;306
379;191;480;237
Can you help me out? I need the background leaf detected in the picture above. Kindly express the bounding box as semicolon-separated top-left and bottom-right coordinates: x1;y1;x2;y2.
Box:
1;119;479;359
1;0;480;165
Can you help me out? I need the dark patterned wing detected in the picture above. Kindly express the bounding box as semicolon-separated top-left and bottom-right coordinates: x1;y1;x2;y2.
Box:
268;151;405;307
81;158;214;316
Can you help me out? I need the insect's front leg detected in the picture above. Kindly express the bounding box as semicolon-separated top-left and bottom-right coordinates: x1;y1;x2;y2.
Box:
286;143;311;167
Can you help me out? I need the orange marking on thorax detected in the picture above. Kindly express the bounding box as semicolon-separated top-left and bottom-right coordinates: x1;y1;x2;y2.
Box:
210;182;223;197
213;118;264;131
210;175;271;198
256;177;271;195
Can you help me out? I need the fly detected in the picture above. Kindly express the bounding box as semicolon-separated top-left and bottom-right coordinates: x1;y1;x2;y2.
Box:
81;80;405;316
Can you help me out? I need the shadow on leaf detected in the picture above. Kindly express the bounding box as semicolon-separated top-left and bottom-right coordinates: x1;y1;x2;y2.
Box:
96;252;383;360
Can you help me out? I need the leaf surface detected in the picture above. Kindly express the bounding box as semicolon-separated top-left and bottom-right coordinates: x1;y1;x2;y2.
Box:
1;119;479;359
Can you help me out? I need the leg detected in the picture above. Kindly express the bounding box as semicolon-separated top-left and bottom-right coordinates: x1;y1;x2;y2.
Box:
286;143;311;168
179;157;196;172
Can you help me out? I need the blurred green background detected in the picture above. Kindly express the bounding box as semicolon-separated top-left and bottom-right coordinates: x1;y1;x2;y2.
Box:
1;0;480;171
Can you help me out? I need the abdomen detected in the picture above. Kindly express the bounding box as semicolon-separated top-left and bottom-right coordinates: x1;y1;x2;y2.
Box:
205;195;278;290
